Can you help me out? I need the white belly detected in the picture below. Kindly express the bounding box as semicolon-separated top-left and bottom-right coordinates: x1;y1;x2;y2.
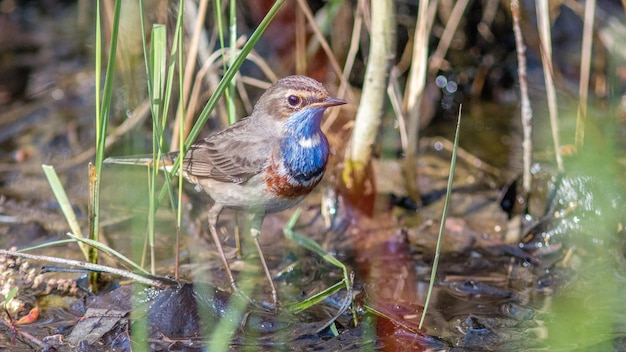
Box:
189;173;305;214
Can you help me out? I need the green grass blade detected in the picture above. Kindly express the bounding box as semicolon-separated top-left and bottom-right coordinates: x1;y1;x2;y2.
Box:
228;0;237;125
138;0;150;98
159;0;185;207
3;287;18;308
283;208;356;324
19;239;78;252
419;107;462;329
160;1;185;147
147;23;168;274
290;280;345;313
213;0;233;125
184;0;286;151
157;0;287;203
66;234;150;275
42;165;89;260
150;24;166;120
94;0;121;212
91;0;121;271
176;1;186;272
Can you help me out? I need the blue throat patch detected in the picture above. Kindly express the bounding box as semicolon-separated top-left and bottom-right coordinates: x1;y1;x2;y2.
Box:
281;107;329;183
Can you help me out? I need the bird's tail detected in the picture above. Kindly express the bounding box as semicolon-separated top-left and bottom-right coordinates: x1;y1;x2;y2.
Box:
104;152;180;172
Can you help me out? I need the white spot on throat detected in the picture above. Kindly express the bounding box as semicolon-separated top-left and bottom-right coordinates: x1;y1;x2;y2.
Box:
298;133;321;149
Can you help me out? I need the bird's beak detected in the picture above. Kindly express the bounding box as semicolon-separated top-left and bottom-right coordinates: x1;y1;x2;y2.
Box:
311;97;347;108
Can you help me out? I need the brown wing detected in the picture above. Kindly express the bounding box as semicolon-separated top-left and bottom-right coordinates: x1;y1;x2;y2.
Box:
181;119;273;184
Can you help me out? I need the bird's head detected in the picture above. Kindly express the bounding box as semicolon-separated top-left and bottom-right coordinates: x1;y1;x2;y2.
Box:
253;76;345;135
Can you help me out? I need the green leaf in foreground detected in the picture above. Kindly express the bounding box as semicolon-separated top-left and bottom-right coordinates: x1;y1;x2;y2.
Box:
419;106;462;329
42;164;88;260
3;287;18;308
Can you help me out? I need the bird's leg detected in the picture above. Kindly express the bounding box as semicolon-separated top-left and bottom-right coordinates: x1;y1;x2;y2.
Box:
247;212;279;308
207;204;242;295
209;205;269;310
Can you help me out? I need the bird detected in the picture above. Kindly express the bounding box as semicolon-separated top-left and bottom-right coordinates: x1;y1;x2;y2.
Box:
105;75;346;306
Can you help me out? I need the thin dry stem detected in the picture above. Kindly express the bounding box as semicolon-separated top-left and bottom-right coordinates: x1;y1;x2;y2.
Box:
388;68;408;151
402;0;433;205
575;0;596;148
511;0;533;194
478;0;499;41
323;0;364;130
184;49;223;134
295;3;306;74
536;0;564;172
295;0;354;101
0;249;170;288
345;0;395;181
172;0;209;151
235;78;253;114
241;50;280;82
429;0;469;73
0;318;48;349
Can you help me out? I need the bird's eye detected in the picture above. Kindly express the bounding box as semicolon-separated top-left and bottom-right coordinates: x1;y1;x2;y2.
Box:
287;95;301;107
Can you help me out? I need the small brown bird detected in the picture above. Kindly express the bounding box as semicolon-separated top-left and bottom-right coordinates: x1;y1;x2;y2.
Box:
106;76;345;306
